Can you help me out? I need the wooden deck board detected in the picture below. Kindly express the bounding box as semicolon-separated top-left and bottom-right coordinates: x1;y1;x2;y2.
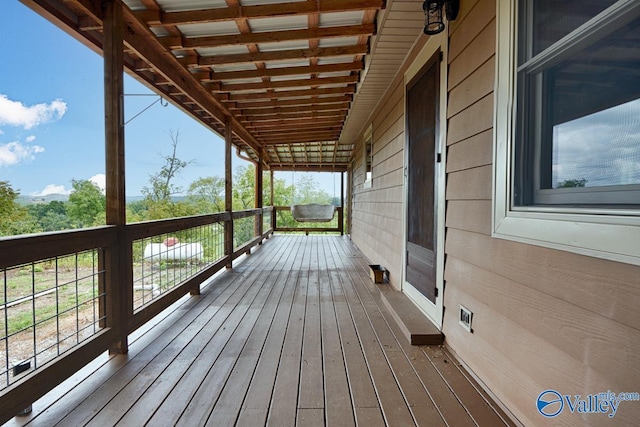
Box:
342;238;510;427
319;239;355;427
8;235;515;427
266;245;308;427
332;253;417;425
235;271;301;427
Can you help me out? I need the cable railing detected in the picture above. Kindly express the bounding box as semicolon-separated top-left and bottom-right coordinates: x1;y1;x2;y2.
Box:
1;248;105;391
131;221;224;310
0;208;272;422
234;213;259;251
263;208;273;236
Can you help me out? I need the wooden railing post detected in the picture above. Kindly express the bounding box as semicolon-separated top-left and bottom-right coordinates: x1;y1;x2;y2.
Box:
270;170;276;231
103;0;130;354
340;171;345;235
256;151;264;242
224;118;233;268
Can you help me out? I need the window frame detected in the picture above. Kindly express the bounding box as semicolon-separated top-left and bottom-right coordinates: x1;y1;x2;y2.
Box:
493;0;640;266
363;124;373;189
515;0;640;207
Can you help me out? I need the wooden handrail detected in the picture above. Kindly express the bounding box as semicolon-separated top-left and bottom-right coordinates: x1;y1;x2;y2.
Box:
0;208;272;422
126;212;230;240
0;226;116;269
231;208;262;219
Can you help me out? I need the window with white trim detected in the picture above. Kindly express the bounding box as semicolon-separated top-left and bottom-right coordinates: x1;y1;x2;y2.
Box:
494;0;640;265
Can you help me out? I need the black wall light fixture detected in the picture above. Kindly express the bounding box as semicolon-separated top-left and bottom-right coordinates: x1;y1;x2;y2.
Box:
423;0;460;35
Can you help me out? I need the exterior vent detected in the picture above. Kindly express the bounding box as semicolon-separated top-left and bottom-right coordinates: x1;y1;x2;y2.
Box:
459;305;473;333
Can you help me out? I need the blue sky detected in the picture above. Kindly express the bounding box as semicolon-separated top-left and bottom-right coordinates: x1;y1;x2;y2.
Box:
0;1;234;198
0;2;337;200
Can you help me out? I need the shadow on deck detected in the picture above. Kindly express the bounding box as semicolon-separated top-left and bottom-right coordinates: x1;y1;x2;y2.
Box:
5;235;514;427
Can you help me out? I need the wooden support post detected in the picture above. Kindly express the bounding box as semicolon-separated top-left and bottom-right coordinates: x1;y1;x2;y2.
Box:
270;170;275;230
224;118;233;268
103;0;130;354
270;169;275;206
340;171;345;235
256;151;264;243
346;168;352;235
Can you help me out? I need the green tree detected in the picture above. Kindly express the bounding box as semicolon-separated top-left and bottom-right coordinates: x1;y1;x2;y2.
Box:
144;199;196;220
28;200;71;231
140;130;196;220
67;179;106;228
0;181;20;218
142;130;193;203
0;181;40;236
39;211;72;231
557;178;587;188
231;165;257;246
233;165;256;210
126;199;149;223
291;174;332;205
187;176;225;214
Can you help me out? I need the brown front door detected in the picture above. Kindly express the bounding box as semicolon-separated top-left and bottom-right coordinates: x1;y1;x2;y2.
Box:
405;50;440;304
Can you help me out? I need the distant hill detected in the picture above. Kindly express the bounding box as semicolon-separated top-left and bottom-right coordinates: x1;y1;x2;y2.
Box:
17;194;69;205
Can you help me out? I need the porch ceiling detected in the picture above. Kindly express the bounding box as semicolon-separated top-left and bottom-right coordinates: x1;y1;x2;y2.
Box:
22;0;424;171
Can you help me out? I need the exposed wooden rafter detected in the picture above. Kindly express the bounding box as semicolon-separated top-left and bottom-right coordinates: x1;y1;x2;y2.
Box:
28;0;386;170
136;0;386;26
184;45;368;68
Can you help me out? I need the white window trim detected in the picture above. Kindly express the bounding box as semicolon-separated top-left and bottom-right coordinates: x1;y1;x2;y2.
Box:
363;124;373;189
493;0;640;266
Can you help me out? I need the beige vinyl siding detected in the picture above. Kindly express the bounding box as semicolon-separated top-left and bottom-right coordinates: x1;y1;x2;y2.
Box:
350;74;407;290
444;0;640;426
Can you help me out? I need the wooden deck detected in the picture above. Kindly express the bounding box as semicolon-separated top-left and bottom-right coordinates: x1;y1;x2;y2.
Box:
5;235;515;427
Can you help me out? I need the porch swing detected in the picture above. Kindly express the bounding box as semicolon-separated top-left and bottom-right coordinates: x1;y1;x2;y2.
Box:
290;170;337;223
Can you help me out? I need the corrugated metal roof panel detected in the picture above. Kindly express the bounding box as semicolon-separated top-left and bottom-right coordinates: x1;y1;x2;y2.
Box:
249;16;308;33
212;63;259;73
197;46;250;56
317;57;358;66
240;0;306;6
318;37;359;48
155;0;227;12
151;27;170;38
319;11;364;28
318;71;353;78
270;75;310;82
258;40;310;51
221;77;264;84
179;21;240;37
122;0;145;11
265;59;311;69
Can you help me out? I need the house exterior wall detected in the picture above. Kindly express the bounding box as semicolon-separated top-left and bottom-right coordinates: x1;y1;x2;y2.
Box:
350;74;407;291
350;0;640;425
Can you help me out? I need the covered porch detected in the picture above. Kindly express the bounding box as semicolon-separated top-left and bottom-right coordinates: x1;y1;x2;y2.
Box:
5;235;513;426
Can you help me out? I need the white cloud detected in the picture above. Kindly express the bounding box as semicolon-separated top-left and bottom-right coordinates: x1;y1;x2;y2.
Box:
31;184;72;197
89;173;106;193
553;98;640;187
0;141;45;166
26;135;36;142
0;94;67;129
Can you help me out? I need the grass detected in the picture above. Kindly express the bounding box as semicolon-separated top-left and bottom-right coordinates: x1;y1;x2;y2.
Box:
2;282;99;337
2;252;99;305
1;225;224;352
